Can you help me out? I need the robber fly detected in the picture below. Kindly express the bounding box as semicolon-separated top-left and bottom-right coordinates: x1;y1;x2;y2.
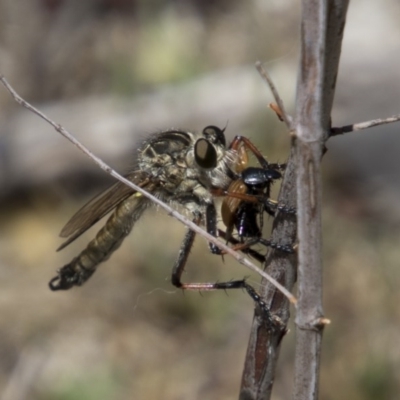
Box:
50;125;294;315
50;125;245;291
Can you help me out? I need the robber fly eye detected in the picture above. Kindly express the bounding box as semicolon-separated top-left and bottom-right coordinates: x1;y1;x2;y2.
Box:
194;138;218;169
202;125;226;147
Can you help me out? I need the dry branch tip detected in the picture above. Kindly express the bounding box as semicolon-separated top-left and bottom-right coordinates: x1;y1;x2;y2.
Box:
255;61;293;130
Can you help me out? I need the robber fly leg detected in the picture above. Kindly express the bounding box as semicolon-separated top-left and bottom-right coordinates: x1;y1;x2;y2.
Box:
243;282;286;331
258;238;296;254
264;198;296;217
221;234;295;256
171;213;200;289
206;203;223;255
268;162;287;171
171;224;250;291
171;211;257;292
218;229;266;263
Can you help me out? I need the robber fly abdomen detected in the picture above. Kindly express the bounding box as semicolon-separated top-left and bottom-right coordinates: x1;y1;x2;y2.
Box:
50;194;149;290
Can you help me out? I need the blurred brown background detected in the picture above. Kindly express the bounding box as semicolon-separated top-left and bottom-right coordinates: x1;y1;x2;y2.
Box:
0;0;400;399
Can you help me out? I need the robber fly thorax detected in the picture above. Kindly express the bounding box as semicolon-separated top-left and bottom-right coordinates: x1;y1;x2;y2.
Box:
137;126;236;214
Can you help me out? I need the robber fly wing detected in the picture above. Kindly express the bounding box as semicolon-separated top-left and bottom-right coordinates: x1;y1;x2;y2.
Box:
57;171;151;251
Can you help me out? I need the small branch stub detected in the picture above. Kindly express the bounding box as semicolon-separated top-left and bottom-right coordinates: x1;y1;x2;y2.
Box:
297;317;332;332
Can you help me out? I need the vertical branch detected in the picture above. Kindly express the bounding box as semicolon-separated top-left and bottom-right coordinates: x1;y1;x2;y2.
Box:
240;147;297;400
293;1;349;400
240;64;297;400
240;1;349;400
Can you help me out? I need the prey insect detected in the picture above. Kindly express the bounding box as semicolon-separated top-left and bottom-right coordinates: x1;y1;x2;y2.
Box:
216;135;295;257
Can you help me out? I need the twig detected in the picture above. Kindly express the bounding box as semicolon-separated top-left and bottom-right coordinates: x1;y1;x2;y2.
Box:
240;147;297;400
255;61;293;130
330;113;400;136
246;5;400;400
0;74;297;305
268;102;286;123
240;69;298;398
292;2;349;400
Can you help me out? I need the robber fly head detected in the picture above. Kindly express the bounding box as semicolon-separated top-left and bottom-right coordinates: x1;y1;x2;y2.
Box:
186;125;236;189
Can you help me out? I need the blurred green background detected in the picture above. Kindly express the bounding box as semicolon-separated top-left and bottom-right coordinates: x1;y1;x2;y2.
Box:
0;0;400;399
